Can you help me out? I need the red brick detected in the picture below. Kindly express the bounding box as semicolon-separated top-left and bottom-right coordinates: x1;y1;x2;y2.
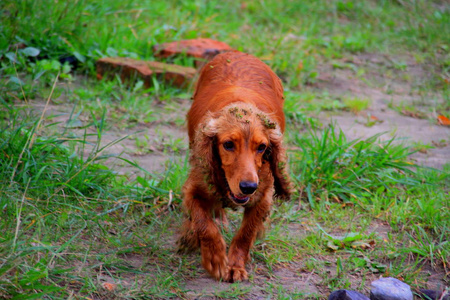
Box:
96;57;196;88
153;38;232;67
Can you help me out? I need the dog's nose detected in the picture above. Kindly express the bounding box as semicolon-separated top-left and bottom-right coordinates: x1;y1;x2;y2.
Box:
239;181;258;195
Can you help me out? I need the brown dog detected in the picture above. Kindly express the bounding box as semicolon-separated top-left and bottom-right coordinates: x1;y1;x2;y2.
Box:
178;51;291;282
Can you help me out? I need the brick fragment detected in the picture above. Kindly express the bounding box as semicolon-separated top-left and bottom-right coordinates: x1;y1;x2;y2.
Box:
153;38;232;67
96;57;196;88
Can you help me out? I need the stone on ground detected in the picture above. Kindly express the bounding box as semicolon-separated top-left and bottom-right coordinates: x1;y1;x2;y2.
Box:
329;289;370;300
418;289;449;300
153;38;232;67
370;277;413;300
96;57;196;88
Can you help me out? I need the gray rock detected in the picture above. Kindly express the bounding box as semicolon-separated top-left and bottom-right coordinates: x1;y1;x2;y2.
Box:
370;277;413;300
329;289;370;300
418;289;449;300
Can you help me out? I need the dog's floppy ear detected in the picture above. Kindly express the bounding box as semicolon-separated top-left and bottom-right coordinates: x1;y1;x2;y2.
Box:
191;117;222;186
265;128;292;200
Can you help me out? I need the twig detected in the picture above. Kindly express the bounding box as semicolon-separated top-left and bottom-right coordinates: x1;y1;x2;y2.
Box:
167;190;173;209
438;288;449;300
30;71;60;149
11;179;30;254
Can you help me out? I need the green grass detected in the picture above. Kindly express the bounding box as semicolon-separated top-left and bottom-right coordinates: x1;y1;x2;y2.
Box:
0;96;178;298
1;0;449;94
290;125;420;205
1;96;448;298
1;0;449;299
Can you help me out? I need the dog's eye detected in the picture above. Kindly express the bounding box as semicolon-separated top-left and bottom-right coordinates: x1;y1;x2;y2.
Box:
223;141;235;151
257;143;267;153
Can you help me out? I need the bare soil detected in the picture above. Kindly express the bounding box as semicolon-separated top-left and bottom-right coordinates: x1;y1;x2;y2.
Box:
314;54;449;169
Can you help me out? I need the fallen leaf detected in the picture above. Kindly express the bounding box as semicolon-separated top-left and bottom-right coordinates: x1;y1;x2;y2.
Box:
351;240;373;249
359;114;383;127
327;240;340;251
432;140;448;148
102;282;117;291
332;232;364;243
401;110;425;119
437;115;450;126
364;257;387;273
297;61;303;72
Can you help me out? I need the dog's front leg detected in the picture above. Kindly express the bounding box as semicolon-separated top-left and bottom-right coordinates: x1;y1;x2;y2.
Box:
227;197;271;282
185;196;229;281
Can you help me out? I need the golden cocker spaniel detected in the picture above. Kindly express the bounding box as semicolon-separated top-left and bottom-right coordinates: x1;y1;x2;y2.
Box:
178;51;291;282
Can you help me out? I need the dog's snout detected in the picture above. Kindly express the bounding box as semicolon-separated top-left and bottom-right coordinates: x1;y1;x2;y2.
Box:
239;181;258;195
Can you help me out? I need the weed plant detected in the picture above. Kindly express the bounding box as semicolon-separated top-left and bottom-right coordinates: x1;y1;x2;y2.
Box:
0;98;178;297
290;124;419;206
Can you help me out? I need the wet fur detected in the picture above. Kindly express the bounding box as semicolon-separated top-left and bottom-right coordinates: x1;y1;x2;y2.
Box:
178;51;291;282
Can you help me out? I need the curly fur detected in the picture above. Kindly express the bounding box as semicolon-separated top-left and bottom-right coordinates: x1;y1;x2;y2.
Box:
177;51;292;282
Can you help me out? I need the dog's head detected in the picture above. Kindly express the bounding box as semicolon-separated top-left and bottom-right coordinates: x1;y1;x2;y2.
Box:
192;103;291;205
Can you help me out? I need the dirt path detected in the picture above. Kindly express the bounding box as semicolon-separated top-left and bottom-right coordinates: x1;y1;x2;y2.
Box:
314;54;450;169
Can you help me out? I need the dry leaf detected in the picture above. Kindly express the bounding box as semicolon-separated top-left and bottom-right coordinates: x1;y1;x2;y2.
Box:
401;110;425;118
297;61;303;72
437;115;450;126
102;282;117;291
351;240;373;249
327;240;340;251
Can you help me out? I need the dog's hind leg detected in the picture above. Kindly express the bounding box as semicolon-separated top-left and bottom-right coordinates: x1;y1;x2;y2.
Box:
177;218;200;253
213;207;229;231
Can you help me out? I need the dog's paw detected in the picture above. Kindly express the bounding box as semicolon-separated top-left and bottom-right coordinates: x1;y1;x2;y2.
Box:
201;240;228;281
227;266;248;282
